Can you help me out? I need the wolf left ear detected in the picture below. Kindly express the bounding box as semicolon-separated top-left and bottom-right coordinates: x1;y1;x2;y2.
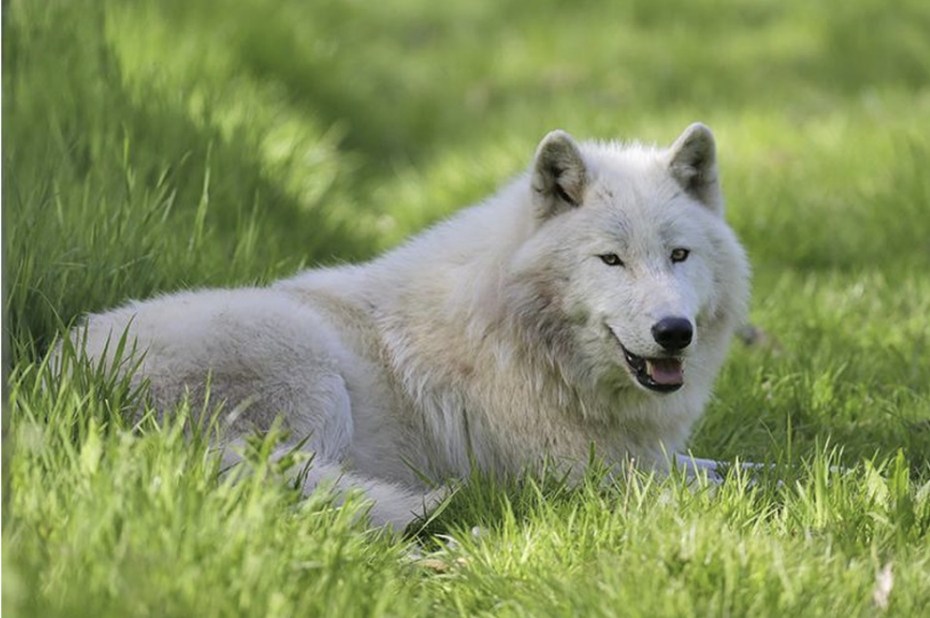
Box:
531;130;587;219
667;123;723;214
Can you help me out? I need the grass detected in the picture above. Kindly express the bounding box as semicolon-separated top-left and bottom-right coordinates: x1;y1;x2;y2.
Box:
4;0;930;615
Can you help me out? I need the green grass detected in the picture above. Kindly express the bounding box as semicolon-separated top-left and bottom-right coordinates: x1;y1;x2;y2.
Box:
4;0;930;615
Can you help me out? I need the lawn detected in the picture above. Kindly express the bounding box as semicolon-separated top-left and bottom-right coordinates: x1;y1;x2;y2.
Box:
4;0;930;616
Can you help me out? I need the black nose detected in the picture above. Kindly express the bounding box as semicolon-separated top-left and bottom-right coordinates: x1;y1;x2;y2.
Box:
651;317;693;351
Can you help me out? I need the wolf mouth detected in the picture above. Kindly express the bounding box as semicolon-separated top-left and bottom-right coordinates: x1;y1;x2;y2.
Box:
607;327;685;393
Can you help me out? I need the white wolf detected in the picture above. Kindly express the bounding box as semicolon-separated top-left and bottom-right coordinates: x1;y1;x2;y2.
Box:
68;123;750;528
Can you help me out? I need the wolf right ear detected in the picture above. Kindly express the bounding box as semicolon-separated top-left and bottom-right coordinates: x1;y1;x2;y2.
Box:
531;130;587;219
667;123;723;214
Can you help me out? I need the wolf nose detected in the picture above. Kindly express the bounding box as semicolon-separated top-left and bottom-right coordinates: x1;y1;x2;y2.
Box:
652;317;693;351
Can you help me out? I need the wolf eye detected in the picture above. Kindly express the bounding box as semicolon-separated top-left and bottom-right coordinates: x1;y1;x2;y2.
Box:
599;253;624;267
670;248;690;263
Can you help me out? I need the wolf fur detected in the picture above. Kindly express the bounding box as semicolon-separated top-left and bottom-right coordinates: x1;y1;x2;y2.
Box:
67;124;750;528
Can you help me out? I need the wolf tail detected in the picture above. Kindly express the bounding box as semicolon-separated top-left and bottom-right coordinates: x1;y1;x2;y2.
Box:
219;443;444;531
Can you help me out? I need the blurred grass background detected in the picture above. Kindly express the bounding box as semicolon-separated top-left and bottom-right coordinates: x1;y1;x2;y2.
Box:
4;0;930;615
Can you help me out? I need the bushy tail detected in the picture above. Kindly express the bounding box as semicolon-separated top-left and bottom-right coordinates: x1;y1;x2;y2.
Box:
219;441;444;531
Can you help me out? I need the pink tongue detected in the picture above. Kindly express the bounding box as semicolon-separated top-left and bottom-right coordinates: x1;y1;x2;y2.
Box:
646;358;684;385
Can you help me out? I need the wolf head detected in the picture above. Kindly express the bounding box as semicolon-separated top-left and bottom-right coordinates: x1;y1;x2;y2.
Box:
511;124;749;396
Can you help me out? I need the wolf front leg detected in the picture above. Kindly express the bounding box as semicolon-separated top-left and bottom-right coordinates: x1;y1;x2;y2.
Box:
673;453;768;483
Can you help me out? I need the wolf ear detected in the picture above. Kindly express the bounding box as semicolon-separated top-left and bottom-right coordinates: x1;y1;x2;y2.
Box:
531;130;587;219
667;123;723;214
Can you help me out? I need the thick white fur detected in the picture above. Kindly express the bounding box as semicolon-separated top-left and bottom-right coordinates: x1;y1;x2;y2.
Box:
67;124;750;529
